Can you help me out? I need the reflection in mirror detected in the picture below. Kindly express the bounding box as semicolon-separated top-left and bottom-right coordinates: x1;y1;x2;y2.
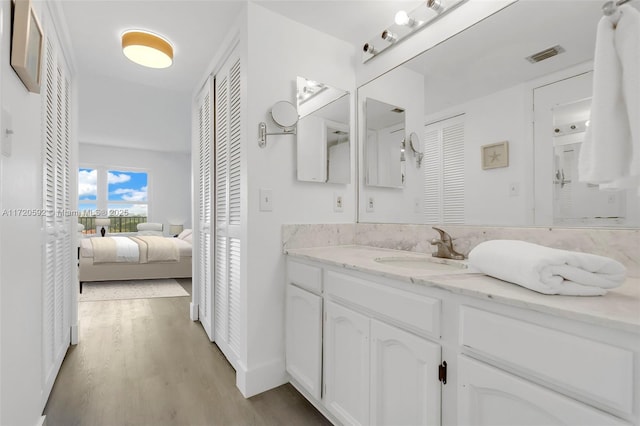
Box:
364;98;405;188
357;0;640;228
296;76;350;184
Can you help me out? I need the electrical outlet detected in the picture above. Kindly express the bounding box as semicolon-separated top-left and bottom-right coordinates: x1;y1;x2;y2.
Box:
366;196;375;213
334;193;344;212
259;188;273;212
414;197;421;213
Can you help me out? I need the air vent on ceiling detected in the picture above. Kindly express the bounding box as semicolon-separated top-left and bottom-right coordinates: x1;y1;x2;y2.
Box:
526;45;565;64
391;107;405;113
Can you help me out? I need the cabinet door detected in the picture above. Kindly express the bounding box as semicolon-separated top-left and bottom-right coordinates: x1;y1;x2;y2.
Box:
324;301;370;426
286;284;322;399
458;356;630;426
370;319;441;426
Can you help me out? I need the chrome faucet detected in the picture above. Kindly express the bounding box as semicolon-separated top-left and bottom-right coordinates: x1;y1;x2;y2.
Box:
430;227;465;260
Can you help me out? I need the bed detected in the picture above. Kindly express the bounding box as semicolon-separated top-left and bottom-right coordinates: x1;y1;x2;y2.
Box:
79;227;193;292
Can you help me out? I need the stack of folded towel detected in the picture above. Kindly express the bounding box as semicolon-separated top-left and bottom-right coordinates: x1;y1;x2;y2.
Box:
468;240;626;296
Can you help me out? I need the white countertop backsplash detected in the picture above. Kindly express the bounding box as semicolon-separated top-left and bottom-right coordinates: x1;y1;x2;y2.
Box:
283;224;640;333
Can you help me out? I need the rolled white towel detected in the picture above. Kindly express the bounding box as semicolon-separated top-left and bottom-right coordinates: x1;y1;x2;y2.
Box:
468;240;626;296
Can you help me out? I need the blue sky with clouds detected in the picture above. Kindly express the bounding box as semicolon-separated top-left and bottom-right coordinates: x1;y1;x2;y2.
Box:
78;168;148;216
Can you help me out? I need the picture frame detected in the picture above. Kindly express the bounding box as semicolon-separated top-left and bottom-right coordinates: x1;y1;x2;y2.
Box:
481;141;509;170
11;0;43;94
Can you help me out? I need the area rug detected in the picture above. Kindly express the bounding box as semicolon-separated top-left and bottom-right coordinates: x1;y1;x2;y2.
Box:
79;279;189;302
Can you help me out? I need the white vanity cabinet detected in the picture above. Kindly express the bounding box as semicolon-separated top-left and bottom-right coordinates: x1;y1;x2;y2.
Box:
285;254;638;426
285;261;323;400
286;258;443;426
324;301;371;426
458;356;629;426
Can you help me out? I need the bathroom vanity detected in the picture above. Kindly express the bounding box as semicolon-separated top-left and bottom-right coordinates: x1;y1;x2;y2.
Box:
284;245;640;426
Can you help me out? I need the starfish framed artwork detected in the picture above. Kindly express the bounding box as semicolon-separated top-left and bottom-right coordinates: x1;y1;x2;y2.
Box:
481;141;509;170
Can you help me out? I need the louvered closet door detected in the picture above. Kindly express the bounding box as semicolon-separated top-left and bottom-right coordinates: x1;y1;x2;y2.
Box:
213;48;242;368
423;116;465;224
42;35;73;409
195;77;214;340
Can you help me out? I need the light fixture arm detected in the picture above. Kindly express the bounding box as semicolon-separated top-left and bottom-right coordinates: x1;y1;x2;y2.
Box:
258;123;297;148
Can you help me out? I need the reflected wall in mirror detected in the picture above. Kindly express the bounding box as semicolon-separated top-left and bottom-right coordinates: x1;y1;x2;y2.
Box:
356;0;640;228
364;98;405;188
296;76;350;184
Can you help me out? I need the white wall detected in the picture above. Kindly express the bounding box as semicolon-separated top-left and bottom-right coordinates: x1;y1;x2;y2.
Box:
79;143;191;231
240;2;356;396
0;1;67;424
358;66;424;223
78;73;191;153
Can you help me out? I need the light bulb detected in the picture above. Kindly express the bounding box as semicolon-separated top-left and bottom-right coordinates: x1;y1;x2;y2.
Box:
381;29;397;43
394;10;415;27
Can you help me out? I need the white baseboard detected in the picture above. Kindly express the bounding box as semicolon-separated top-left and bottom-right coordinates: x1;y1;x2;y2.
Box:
70;323;79;345
189;302;198;321
236;358;287;398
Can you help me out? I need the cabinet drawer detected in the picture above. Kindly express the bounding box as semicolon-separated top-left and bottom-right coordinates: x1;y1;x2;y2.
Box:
326;270;440;338
287;260;322;293
460;306;633;414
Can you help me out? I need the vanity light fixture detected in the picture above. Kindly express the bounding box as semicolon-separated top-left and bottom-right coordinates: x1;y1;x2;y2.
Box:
427;0;444;13
363;42;377;55
381;30;398;43
394;10;416;27
122;30;173;69
363;0;467;62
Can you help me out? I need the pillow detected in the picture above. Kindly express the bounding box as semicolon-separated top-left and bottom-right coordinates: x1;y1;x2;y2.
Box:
137;223;163;232
137;230;164;236
183;233;193;244
177;229;193;240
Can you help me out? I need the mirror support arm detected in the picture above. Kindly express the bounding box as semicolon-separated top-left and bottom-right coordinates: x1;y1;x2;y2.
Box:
258;122;297;148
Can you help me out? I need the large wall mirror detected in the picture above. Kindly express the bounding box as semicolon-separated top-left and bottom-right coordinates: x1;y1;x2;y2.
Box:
357;0;640;228
297;76;350;184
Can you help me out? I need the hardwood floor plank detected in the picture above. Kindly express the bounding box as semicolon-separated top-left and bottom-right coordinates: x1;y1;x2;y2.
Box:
43;281;330;426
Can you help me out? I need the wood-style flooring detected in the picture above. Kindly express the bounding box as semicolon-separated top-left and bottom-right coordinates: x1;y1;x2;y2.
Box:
43;279;331;426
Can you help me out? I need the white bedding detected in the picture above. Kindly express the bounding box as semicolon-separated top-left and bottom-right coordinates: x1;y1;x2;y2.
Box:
81;237;192;262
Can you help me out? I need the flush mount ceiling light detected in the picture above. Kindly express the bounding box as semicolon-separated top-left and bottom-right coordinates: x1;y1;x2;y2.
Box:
122;30;173;69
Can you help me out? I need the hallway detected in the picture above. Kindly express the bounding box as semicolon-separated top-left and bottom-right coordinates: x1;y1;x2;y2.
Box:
43;280;330;426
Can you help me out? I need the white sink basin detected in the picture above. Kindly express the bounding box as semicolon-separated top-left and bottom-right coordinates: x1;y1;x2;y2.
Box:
374;256;468;271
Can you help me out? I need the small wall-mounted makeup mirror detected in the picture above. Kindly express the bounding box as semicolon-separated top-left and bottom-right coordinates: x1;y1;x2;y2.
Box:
272;101;298;129
259;100;299;148
407;132;423;167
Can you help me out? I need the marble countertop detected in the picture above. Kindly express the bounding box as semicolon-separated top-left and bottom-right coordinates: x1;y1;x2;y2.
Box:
285;245;640;334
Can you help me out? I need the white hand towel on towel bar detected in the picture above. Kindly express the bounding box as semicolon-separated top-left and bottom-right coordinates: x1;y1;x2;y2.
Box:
579;5;640;192
468;240;626;296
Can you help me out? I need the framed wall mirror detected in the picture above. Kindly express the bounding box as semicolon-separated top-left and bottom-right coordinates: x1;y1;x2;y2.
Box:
356;0;640;228
296;76;350;184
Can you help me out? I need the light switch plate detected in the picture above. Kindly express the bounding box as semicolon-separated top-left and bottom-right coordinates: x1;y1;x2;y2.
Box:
259;188;273;212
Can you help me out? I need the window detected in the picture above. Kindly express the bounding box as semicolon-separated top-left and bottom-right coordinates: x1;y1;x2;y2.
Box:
78;167;148;234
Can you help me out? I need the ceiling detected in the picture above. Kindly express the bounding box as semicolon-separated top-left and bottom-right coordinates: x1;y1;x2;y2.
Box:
60;0;419;94
60;0;412;151
60;0;247;93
